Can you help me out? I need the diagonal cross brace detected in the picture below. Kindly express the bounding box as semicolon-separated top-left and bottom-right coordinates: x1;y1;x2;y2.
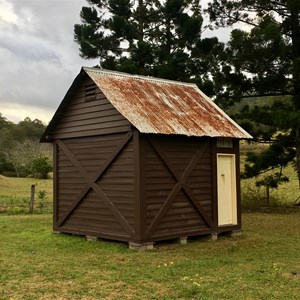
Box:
55;132;134;236
146;138;212;236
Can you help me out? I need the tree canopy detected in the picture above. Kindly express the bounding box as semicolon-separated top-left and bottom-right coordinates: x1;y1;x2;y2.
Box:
74;0;225;96
0;114;51;178
207;0;300;184
74;0;300;185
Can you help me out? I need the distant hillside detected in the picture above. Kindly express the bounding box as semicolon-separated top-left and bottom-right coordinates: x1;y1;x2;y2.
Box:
226;95;293;115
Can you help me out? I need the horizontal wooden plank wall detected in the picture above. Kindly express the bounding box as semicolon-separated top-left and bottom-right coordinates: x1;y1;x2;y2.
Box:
55;133;135;240
52;78;132;139
144;135;213;241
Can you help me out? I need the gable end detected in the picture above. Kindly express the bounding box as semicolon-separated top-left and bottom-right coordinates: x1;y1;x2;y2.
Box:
41;73;132;142
84;83;97;102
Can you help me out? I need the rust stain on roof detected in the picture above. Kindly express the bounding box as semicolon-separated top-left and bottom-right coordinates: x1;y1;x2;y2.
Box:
84;67;252;139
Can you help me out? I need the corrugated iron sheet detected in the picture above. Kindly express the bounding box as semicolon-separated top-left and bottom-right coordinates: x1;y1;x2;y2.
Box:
84;67;252;139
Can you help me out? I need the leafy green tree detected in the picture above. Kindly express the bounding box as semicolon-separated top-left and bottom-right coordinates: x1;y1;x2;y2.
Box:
242;143;292;205
17;117;46;140
0;113;14;150
4;139;52;178
0;115;49;175
31;157;53;179
74;0;224;96
256;173;289;206
0;113;12;128
0;114;17;174
207;0;300;185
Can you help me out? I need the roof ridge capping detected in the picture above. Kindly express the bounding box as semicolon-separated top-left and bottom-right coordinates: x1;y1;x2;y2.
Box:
83;66;197;87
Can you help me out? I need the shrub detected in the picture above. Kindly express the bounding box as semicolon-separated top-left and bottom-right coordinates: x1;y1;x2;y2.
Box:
31;157;52;179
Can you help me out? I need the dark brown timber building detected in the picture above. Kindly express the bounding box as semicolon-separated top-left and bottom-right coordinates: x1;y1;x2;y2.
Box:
41;67;252;249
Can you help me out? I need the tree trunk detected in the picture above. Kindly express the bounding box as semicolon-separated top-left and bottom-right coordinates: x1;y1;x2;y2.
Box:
291;8;300;187
266;186;270;206
138;0;144;42
13;163;19;178
296;129;300;188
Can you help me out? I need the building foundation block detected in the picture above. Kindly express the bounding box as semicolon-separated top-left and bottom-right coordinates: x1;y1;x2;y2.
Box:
178;237;188;245
129;242;154;251
210;233;218;241
86;235;98;242
230;230;243;237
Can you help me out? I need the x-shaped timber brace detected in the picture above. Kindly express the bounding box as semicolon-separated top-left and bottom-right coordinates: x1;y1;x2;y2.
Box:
55;132;214;241
55;132;134;236
145;137;213;237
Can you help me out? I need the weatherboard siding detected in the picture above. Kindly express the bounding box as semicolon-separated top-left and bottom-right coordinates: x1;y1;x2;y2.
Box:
143;135;213;240
52;78;131;140
55;133;135;240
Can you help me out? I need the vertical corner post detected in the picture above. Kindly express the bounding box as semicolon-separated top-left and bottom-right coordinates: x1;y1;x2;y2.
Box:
53;141;59;231
29;184;35;214
211;138;218;231
133;130;146;243
234;139;242;229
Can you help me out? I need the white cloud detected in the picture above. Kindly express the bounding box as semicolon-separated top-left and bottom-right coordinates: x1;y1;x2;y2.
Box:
0;0;97;123
1;102;54;124
0;0;19;28
0;0;245;124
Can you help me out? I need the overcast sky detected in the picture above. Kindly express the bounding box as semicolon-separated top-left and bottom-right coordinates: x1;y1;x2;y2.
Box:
0;0;99;123
0;0;232;124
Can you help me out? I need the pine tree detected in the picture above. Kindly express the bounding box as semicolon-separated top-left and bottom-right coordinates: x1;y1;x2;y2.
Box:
74;0;224;96
207;0;300;185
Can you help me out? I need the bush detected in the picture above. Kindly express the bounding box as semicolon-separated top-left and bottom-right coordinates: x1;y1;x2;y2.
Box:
241;179;284;208
31;157;52;179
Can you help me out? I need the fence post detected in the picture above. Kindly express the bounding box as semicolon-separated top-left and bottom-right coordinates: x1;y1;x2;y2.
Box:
30;184;35;214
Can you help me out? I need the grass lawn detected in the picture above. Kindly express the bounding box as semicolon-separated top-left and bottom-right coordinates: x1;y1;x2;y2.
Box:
0;175;53;198
0;211;299;299
0;175;53;213
240;141;299;207
241;162;300;207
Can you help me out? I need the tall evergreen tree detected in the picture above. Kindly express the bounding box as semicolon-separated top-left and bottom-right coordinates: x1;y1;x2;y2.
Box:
74;0;224;95
207;0;300;185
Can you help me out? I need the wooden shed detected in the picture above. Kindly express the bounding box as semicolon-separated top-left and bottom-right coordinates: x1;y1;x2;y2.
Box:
41;67;252;249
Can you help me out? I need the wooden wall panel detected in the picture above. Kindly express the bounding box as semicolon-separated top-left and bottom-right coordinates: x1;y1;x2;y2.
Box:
56;148;86;221
52;78;131;139
56;133;134;239
144;141;177;231
144;135;213;240
63;190;125;234
98;139;135;227
153;191;208;239
186;144;213;217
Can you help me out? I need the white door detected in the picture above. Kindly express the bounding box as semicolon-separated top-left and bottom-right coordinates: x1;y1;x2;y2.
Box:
217;154;237;226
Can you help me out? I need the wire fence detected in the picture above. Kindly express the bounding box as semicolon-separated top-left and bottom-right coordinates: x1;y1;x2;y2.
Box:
0;198;52;215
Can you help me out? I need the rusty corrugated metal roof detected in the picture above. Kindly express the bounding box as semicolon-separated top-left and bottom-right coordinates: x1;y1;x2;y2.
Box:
84;67;252;139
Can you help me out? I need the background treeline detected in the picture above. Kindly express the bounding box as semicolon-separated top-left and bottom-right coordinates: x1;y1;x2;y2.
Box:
0;113;52;178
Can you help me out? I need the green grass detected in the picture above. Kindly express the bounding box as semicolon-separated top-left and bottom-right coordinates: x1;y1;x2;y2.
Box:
0;211;299;299
240;142;300;207
241;163;299;207
0;146;299;298
0;175;53;197
0;175;53;214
